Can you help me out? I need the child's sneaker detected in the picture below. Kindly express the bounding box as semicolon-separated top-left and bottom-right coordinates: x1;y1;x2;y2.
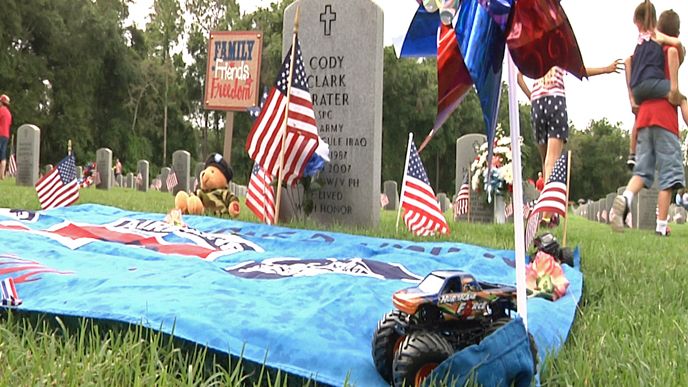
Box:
656;226;671;237
611;195;628;232
626;154;636;171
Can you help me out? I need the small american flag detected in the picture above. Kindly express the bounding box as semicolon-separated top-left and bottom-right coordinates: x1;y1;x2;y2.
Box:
166;170;178;191
246;163;275;224
380;193;389;208
151;178;162;191
245;35;320;186
401;141;449;236
453;173;470;217
35;154;79;210
529;153;568;219
7;153;16;177
1;277;21;307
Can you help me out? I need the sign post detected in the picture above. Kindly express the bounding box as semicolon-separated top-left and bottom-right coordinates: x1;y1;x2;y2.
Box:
204;31;263;163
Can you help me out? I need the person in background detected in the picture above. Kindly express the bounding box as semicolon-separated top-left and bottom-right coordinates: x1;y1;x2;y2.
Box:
517;61;622;226
612;7;685;237
535;171;544;192
114;158;123;178
0;94;12;180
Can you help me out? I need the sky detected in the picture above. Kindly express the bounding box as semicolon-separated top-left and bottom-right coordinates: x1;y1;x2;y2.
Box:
128;0;688;131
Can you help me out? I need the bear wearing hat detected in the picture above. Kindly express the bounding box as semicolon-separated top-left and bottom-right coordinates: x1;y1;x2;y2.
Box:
174;153;240;217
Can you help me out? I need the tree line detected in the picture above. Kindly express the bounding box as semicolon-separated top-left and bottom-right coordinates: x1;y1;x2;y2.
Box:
0;0;633;201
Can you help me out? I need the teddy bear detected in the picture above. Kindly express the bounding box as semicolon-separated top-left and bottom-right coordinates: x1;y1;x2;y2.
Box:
174;153;241;217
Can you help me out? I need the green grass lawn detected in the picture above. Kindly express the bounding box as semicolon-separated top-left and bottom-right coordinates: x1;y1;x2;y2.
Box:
1;177;687;385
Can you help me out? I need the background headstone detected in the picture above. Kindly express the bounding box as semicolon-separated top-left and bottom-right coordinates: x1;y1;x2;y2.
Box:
95;148;113;190
455;134;487;193
283;0;384;227
456;190;493;223
126;173;134;189
172;150;191;195
15;124;41;186
76;166;83;179
137;160;149;192
194;162;205;190
160;167;171;193
630;188;658;229
437;193;448;213
382;180;399;210
44;164;54;175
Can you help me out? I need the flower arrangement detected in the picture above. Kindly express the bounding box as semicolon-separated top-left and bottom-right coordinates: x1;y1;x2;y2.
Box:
470;125;519;202
283;141;330;219
525;251;570;301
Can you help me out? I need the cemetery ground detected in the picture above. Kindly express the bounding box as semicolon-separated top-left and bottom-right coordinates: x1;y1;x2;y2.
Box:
1;178;686;385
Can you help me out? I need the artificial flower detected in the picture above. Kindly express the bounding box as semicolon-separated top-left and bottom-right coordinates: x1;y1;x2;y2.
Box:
526;251;570;301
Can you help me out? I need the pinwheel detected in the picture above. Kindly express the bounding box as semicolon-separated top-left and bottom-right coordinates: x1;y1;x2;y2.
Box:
398;0;586;159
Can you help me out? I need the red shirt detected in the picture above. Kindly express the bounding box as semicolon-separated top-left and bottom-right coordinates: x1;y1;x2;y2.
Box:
0;105;11;138
535;177;544;191
635;47;679;136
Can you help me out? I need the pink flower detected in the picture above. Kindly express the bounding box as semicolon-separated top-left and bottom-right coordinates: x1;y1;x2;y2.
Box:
526;251;570;301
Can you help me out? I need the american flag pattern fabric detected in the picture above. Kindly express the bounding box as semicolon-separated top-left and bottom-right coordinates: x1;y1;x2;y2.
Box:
166;170;178;191
401;142;449;236
246;163;275;225
35;154;79;210
245;36;319;186
1;277;21;306
530;153;568;219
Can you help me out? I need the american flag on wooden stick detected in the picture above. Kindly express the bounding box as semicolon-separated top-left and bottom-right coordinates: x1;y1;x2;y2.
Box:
245;35;319;186
529;153;569;219
400;141;449;236
453;172;470;217
166;170;178;191
7;153;16;177
35;154;79;210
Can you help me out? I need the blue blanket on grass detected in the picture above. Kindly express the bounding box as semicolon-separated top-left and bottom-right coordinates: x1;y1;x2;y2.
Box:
0;205;582;386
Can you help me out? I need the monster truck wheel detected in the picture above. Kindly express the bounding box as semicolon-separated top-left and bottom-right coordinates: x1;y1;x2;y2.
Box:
371;310;409;383
486;318;538;372
392;331;453;387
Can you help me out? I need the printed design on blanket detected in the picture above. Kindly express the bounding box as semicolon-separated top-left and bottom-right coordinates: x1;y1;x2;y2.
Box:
225;257;423;281
0;218;263;261
0;254;73;283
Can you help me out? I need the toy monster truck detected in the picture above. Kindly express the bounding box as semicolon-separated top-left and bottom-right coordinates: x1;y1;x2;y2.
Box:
371;270;536;386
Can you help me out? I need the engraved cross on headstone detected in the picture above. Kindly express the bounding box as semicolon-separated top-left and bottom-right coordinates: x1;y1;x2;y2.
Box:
320;4;336;36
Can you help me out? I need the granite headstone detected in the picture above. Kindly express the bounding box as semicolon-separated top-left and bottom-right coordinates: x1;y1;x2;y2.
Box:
95;148;112;190
160;167;171;193
455;134;487;193
383;180;399;211
137;160;149;192
126;173;134;189
172;150;191;195
283;0;384;227
15;124;41;186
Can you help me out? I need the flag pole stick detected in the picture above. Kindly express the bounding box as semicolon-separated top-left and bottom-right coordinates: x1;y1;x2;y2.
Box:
562;150;573;247
417;127;435;154
68;140;72;156
507;52;528;329
396;132;414;233
274;6;300;224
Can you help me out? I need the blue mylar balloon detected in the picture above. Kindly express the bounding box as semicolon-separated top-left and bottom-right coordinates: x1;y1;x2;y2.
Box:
399;5;441;57
455;0;506;172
